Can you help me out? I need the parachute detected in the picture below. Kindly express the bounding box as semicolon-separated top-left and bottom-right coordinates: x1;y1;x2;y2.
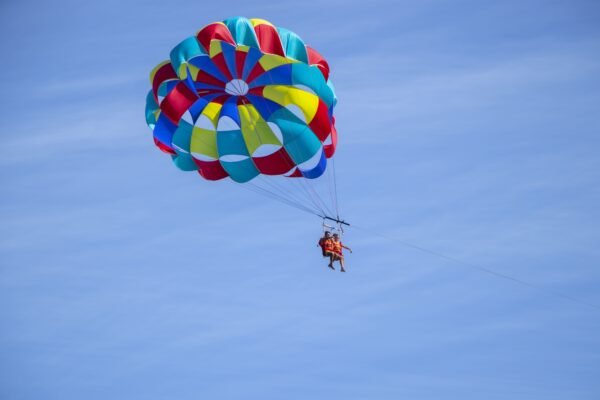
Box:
145;17;344;225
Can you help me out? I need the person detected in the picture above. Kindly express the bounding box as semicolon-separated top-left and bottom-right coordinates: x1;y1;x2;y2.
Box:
318;231;335;269
318;231;332;256
331;233;352;272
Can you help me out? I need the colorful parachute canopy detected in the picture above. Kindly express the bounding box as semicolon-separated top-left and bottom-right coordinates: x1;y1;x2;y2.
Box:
145;17;338;183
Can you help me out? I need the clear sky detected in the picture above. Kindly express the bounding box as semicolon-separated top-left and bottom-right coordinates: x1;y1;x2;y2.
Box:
1;0;600;399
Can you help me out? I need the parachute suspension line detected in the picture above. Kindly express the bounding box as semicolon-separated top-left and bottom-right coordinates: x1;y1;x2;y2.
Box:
254;185;318;216
295;181;328;217
326;160;337;220
254;174;319;214
352;224;600;312
274;170;328;217
249;174;316;215
288;176;328;217
244;182;320;217
300;177;336;218
331;157;341;220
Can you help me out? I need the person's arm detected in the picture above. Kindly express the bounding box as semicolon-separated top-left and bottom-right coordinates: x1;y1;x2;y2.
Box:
342;244;352;253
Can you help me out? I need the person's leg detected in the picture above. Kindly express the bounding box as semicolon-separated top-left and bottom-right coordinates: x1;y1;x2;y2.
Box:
339;255;345;272
327;252;334;269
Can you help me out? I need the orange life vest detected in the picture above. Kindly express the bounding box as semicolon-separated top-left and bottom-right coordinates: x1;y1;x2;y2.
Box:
332;240;342;254
319;238;334;252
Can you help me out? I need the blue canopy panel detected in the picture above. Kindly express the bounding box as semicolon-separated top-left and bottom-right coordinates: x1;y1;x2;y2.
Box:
241;47;264;81
220;41;240;80
249;63;293;87
188;54;229;83
298;147;327;179
153;113;177;148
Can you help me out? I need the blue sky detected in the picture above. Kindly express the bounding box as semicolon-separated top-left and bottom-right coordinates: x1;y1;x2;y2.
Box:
1;0;600;399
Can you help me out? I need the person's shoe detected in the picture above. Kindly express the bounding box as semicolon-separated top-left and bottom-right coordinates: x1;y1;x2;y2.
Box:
328;264;335;270
340;268;346;273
